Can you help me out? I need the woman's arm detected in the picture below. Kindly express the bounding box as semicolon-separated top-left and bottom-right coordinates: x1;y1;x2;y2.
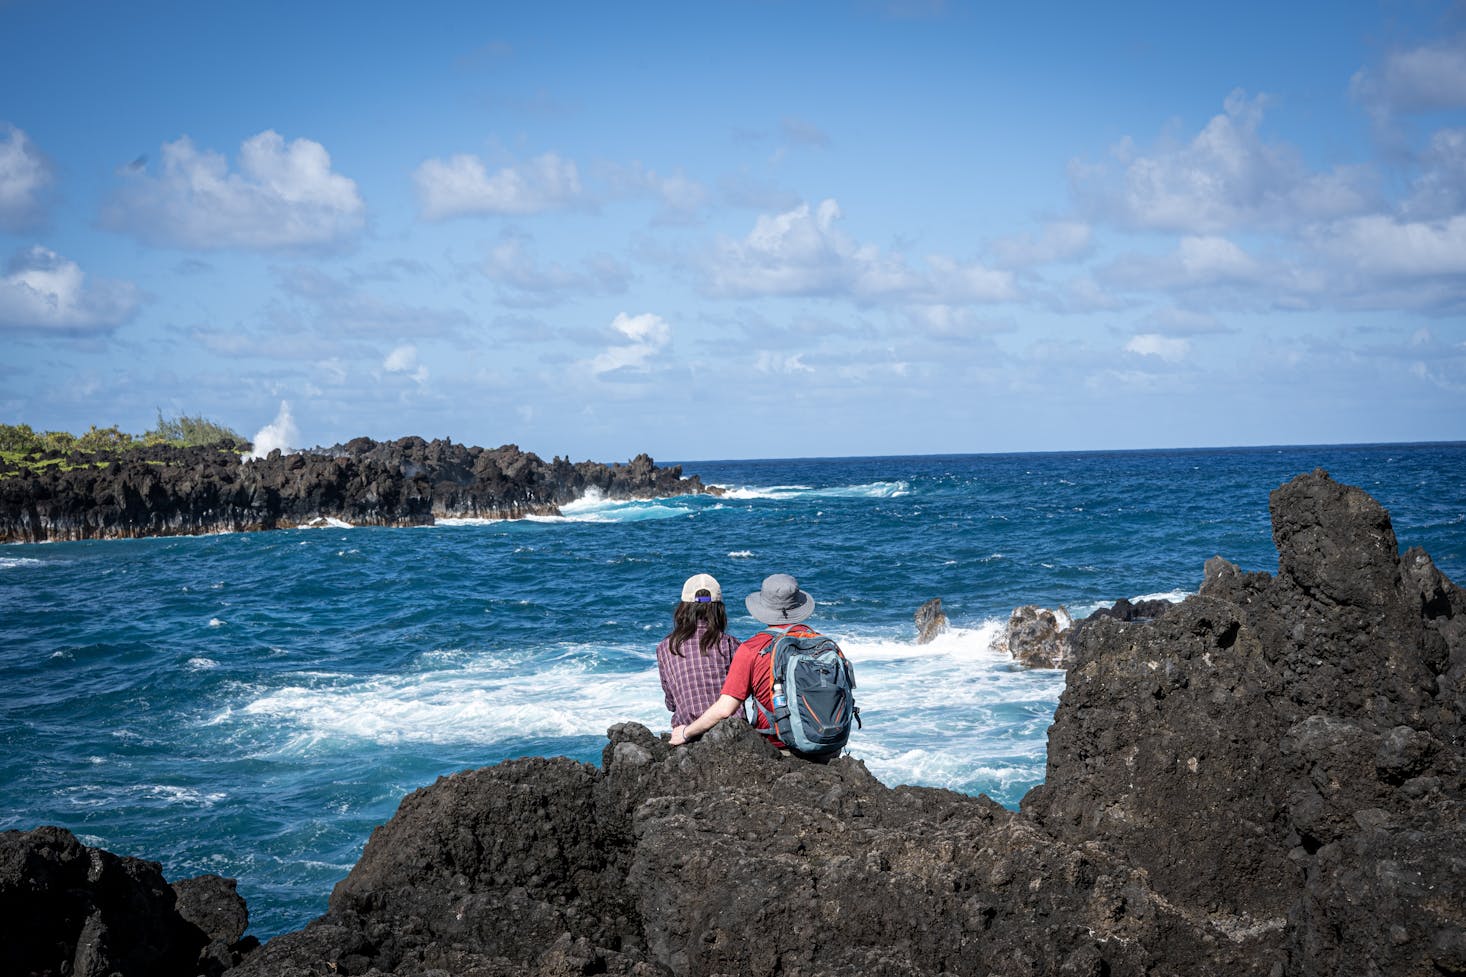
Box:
669;694;743;745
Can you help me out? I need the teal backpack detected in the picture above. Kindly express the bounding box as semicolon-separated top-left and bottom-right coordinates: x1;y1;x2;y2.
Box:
750;628;860;760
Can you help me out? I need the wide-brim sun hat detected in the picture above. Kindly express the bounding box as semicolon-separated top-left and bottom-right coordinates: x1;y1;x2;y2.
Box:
681;573;723;603
745;573;814;624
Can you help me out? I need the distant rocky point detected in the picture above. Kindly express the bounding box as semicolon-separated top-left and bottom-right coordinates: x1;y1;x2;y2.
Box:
0;436;714;543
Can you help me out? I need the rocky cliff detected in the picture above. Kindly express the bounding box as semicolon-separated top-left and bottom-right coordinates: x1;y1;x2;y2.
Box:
0;437;712;543
3;469;1461;976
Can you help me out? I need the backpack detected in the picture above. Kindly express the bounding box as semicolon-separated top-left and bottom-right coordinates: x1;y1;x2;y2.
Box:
750;628;860;760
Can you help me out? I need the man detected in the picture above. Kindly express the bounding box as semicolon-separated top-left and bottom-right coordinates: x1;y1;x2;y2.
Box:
670;572;818;749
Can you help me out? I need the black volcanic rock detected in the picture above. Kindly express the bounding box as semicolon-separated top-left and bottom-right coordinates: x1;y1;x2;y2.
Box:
0;826;249;977
0;438;714;543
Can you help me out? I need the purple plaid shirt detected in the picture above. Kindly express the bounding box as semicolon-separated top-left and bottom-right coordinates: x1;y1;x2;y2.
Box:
656;625;741;726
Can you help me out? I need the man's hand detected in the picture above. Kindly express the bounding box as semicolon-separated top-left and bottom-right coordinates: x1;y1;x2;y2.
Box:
670;725;688;746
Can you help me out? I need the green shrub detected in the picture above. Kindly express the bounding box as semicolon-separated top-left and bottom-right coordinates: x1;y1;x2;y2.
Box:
0;423;42;454
41;430;77;453
75;425;134;453
144;410;247;450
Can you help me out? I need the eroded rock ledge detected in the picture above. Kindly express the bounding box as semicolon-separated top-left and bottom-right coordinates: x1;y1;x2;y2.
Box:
0;436;712;543
3;469;1462;976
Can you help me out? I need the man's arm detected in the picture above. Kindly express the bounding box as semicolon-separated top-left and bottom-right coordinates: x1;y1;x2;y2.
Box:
670;694;742;745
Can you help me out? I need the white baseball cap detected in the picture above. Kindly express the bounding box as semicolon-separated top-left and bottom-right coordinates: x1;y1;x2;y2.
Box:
680;573;723;603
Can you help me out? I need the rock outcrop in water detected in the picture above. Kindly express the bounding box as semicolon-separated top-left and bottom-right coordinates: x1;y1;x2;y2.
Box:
0;826;255;977
0;437;712;543
913;596;949;643
5;469;1462;976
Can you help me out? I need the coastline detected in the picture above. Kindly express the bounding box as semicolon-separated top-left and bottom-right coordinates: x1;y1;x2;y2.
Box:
3;467;1461;976
0;436;713;544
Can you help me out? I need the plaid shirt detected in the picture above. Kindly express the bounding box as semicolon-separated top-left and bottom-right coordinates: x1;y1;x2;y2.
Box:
657;625;741;726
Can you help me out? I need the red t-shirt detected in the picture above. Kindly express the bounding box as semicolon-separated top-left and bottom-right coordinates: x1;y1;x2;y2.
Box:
719;624;817;746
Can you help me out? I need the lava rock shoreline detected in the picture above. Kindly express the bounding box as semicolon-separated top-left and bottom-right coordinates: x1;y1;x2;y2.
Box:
3;469;1462;976
0;436;713;543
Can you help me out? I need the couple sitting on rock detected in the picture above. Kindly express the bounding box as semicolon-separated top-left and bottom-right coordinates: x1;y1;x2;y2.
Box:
658;572;848;755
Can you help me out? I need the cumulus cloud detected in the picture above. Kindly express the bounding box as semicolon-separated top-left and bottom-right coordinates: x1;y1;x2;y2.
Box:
705;198;1016;305
1307;214;1466;279
589;312;670;376
990;221;1093;268
1352;34;1466;123
1101;235;1268;291
1070;90;1376;233
1125;333;1191;362
383;344;429;384
414;151;583;220
482;231;629;303
1402;127;1466;220
0;124;55;231
0;246;141;334
101;130;365;251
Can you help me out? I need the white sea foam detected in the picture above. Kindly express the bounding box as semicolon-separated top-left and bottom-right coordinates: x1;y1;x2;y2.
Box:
208;618;225;628
0;556;43;569
188;657;220;670
435;489;695;527
237;651;668;748
226;618;1062;801
245;400;299;460
717;481;909;501
728;550;755;558
1069;588;1193;619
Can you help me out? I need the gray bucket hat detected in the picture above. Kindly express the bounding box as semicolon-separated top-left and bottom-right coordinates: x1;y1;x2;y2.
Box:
745;573;814;624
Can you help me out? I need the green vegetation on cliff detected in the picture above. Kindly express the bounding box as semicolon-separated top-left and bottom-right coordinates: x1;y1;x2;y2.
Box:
0;413;247;475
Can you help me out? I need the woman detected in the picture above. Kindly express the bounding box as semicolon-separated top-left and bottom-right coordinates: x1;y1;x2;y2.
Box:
656;573;740;729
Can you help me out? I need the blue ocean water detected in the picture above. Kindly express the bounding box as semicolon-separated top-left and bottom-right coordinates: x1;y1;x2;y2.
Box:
2;443;1463;939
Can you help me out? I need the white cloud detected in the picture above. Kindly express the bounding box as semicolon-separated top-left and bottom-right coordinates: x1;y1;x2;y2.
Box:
1403;127;1466;220
1070;90;1375;233
1307;214;1466;279
1124;333;1191;363
1352;34;1466;121
0;246;141;334
101;131;365;250
0;124;55;232
990;221;1093;268
589;312;671;376
924;255;1020;303
706;199;1015;305
482;232;629;302
904;304;1013;339
414;151;583;220
383;344;429;383
755;351;815;374
1101;235;1267;291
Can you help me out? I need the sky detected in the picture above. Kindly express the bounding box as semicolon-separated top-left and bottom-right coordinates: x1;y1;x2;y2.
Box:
1;1;1464;462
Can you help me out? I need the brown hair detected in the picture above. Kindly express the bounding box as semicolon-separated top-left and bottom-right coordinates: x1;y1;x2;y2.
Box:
664;589;729;656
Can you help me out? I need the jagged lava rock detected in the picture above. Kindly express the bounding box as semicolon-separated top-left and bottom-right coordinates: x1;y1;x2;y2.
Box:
0;438;714;542
994;604;1073;668
0;825;251;977
913;596;949;644
1024;468;1464;976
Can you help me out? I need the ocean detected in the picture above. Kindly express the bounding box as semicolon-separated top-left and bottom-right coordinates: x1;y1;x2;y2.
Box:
2;443;1463;939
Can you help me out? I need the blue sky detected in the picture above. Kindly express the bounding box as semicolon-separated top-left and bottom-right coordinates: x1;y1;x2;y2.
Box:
2;1;1463;461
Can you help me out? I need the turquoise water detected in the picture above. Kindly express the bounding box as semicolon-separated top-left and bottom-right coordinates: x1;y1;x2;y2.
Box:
3;443;1463;938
